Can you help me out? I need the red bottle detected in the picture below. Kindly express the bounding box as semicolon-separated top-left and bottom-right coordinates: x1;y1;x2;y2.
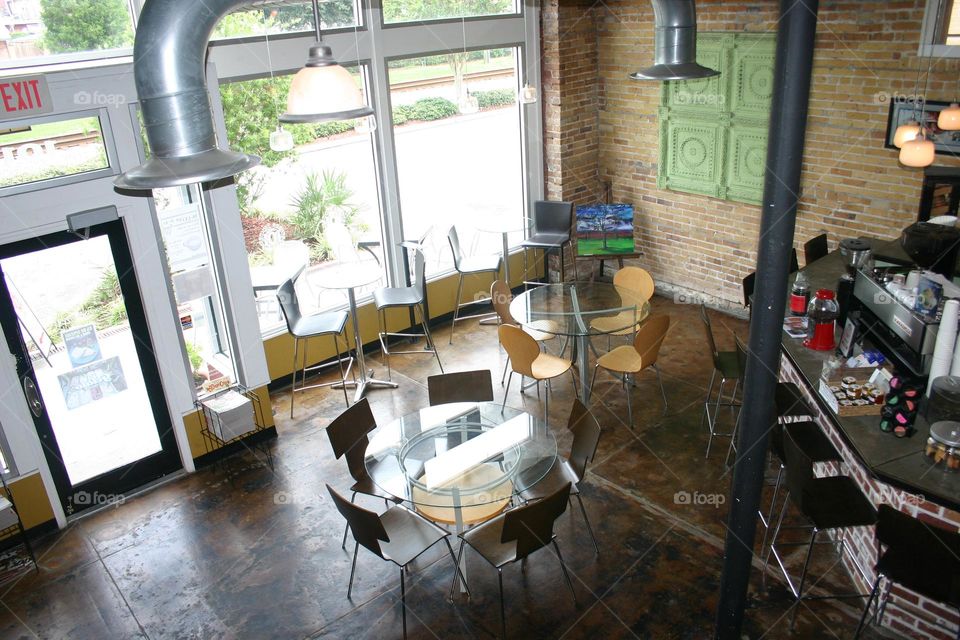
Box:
804;289;838;351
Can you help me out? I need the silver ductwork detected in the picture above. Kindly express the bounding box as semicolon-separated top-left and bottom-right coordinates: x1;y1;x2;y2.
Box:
630;0;719;81
115;0;260;190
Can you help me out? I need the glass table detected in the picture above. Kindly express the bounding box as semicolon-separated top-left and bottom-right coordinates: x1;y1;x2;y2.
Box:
509;282;651;401
365;402;558;590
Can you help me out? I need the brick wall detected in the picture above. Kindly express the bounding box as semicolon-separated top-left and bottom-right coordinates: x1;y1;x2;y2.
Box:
581;0;960;304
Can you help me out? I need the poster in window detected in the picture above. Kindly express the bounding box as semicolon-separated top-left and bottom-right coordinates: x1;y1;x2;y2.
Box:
57;356;127;410
62;324;101;368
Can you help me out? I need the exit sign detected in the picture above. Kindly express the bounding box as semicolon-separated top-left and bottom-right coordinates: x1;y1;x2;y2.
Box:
0;75;52;121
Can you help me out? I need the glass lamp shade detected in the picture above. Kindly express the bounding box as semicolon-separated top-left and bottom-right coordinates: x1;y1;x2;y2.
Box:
280;47;373;124
353;115;377;134
939;103;960;131
459;93;479;115
519;84;537;104
269;126;294;152
899;135;935;167
893;120;922;148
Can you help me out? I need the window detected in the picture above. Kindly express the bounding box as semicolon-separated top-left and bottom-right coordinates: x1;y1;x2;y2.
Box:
920;0;960;56
0;0;136;67
382;0;517;25
388;48;525;278
211;1;359;40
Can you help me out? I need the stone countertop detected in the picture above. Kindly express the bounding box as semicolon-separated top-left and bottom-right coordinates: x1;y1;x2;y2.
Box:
780;240;960;511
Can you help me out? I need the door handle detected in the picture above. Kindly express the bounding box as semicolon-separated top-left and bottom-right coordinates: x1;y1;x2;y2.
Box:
22;376;43;417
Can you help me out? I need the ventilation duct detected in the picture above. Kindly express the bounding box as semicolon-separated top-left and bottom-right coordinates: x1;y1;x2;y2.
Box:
114;0;260;190
629;0;719;81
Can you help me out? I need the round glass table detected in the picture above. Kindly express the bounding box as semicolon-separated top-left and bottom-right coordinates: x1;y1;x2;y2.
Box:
509;282;651;400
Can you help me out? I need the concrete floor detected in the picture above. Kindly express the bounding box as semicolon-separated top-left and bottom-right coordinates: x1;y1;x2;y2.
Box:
0;295;898;639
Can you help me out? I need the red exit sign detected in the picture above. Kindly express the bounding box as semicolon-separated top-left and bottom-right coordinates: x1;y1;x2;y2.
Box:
0;75;52;121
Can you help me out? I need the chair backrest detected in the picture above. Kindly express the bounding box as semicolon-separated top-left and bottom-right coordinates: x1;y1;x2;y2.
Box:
427;370;494;405
411;247;426;301
700;304;720;365
447;226;464;270
501;481;572;560
276;265;308;330
490;280;515;325
532;200;574;237
613;266;655;301
742;272;756;308
789;247;799;274
567;399;601;481
327;223;361;263
498;324;541;378
803;234;828;266
327;484;389;559
632;314;670;368
782;427;817;515
876;504;960;575
327;398;377;482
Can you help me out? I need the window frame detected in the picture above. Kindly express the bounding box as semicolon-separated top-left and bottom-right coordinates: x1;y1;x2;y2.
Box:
919;0;960;57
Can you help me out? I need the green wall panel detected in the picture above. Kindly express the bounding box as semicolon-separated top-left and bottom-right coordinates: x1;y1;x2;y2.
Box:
659;33;775;205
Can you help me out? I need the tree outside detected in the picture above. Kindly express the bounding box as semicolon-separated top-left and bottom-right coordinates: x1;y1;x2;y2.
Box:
40;0;133;54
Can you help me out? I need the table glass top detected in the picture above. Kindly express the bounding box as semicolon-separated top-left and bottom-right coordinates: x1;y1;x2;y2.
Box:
365;402;558;509
509;282;650;337
306;259;382;290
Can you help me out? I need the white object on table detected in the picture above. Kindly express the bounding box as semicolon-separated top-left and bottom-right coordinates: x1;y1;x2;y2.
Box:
930;299;960;395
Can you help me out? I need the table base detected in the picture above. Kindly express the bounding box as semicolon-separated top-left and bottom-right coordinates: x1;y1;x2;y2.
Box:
333;375;398;403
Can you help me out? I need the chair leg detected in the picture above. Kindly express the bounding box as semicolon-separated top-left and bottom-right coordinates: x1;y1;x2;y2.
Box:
501;357;510;385
763;490;790;589
290;336;300;419
790;529;819;630
449;539;467;602
378;309;392;382
654;364;668;413
443;537;469;599
333;334;349;406
705;378;727;459
347;540;359;599
854;576;882;639
569;367;578;399
544;384;550;422
757;464;784;561
522;246;528;292
400;567;407;640
575;493;599;555
502;372;513;412
559;246;565;283
625;374;633;426
450;273;464;345
342;491;357;549
418;303;443;373
498;568;506;640
589;364;600;397
552;539;578;605
701;369;718;431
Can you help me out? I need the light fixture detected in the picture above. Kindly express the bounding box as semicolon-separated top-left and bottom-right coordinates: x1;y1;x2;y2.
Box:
900;131;936;167
940;103;960;130
280;0;373;124
263;16;295;152
893;120;921;148
519;84;537;104
630;0;719;81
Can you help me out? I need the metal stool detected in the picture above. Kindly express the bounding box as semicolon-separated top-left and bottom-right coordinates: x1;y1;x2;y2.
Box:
447;225;501;344
521;200;576;286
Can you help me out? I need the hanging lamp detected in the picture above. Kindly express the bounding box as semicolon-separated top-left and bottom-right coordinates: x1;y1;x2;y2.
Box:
939;103;960;130
262;16;294;151
900;131;936;167
897;3;939;169
280;0;373;124
518;0;538;104
893;120;922;148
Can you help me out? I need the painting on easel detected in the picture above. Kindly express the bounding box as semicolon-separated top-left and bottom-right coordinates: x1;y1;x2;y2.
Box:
575;204;635;256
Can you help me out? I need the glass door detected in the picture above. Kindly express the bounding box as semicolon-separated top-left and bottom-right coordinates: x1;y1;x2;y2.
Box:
0;218;181;516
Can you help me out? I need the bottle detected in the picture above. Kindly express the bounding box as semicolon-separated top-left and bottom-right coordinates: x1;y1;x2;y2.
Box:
790;271;810;316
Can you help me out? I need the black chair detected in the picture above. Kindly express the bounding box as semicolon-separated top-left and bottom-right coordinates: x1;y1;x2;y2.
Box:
854;504;960;639
427;369;494;406
326;398;400;548
327;484;468;640
521;200;577;287
277;267;353;416
742;271;756;312
373;247;443;380
447;226;502;344
789;247;799;274
452;482;577;639
518;399;602;554
701;304;741;458
767;428;877;627
803;233;829;266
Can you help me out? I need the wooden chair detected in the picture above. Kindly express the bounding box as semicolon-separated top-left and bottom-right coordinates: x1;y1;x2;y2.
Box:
327;484;467;640
427;369;494;405
590;266;654;347
498;324;575;420
491;279;562;383
451;482;577;639
518;399;602;554
590;314;670;426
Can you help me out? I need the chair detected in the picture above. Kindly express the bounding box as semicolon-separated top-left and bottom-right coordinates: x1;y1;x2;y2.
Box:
590;314;670;426
451;482;577;639
521;200;576;287
766;428;877;627
499;323;575;420
327;484;467;640
518;399;601;554
277;267;353;417
447;226;502;344
373;247;443;380
803;233;829;266
490;279;562;383
427;369;494;406
589;267;654;346
854;505;960;639
326;398;400;548
742;271;755;313
701;304;741;458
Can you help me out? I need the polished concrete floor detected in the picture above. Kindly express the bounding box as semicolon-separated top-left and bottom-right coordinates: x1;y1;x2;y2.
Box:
0;295;899;639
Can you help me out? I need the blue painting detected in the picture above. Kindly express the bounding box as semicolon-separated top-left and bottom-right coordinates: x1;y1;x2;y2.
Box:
576;204;635;256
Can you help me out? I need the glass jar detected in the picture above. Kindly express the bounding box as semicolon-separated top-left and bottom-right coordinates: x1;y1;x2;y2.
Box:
807;289;839;323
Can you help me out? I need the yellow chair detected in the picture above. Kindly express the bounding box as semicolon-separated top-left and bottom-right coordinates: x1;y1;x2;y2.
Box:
590;314;670;426
499;323;574;420
590;267;654;345
490;280;563;383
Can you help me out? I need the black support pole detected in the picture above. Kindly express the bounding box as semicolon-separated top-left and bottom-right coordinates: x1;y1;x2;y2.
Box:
714;1;819;637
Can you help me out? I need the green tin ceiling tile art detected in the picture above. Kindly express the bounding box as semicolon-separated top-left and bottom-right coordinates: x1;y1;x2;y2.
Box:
659;33;775;205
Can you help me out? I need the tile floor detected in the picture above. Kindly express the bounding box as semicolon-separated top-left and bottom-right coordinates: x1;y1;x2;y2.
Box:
0;296;899;639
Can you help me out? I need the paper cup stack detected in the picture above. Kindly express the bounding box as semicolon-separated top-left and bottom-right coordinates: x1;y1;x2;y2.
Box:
930;299;960;396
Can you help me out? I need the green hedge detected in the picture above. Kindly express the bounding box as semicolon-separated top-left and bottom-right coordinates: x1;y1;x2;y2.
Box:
407;97;458;120
474;88;515;109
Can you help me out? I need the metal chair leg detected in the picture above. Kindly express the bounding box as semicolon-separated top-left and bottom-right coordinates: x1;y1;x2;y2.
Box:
575;493;599;555
400;567;407;640
502;372;513;412
763;490;791;589
790;529;819;630
654;364;668;413
378;309;392;382
498;568;506;640
290;336;300;418
544;384;550;422
625;374;633;426
333;334;349;406
854;576;882;639
450;273;464;344
342;490;358;549
757;464;784;560
418;303;443;373
347;540;359;599
701;369;718;431
705;378;727;459
501;357;510;385
443;537;469;600
552;540;578;605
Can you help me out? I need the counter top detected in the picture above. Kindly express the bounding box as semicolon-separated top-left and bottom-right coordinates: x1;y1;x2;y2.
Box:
782;241;960;511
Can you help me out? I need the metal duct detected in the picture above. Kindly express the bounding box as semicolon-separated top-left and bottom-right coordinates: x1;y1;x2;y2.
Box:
629;0;719;81
114;0;260;190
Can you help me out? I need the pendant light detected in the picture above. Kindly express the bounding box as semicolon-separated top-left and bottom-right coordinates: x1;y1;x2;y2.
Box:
263;14;294;152
894;53;926;148
900;131;936;167
939;103;960;130
518;0;537;104
281;0;373;124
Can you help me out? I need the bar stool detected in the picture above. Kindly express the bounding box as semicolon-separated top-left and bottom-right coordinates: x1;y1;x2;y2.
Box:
701;304;741;458
766;428;877;628
521;200;576;287
447;226;502;344
803;233;828;265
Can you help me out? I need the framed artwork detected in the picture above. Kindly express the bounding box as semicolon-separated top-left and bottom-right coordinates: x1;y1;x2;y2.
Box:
575;204;636;257
885;99;960;155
